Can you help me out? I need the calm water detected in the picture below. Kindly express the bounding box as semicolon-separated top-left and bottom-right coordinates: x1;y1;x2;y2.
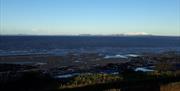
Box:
0;36;180;56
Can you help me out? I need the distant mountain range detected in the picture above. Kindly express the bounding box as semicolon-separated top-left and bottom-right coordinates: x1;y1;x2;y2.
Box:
1;32;179;37
79;32;152;36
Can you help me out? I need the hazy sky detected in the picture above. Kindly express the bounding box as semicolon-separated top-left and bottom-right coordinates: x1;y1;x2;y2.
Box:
0;0;180;35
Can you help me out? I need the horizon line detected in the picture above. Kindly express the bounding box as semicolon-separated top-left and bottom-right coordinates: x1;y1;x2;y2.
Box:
0;34;180;37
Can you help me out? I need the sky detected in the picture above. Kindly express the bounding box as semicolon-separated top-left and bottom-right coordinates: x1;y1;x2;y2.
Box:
0;0;180;36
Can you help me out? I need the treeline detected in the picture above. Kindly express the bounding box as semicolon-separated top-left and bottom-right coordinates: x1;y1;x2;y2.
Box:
1;70;180;91
59;70;180;91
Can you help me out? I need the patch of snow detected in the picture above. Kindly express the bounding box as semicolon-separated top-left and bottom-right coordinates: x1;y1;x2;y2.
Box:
123;32;150;36
74;60;81;63
55;73;79;78
104;54;128;59
135;67;154;72
126;54;140;57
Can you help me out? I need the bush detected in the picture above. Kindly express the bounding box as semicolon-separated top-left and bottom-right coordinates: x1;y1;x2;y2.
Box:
59;73;122;89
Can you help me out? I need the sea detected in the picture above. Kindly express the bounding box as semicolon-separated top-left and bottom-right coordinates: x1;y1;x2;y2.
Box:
0;35;180;56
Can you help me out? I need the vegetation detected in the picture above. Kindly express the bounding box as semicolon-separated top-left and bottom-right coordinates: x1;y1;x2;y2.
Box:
59;73;122;89
0;71;59;91
1;52;180;91
1;70;180;91
58;70;180;91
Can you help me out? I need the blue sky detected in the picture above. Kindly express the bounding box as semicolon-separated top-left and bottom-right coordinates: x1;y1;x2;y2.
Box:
0;0;180;35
